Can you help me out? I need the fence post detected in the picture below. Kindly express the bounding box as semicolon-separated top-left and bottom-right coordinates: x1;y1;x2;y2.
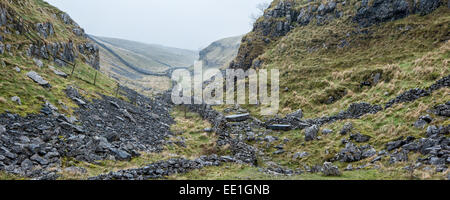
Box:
93;71;97;86
70;62;76;77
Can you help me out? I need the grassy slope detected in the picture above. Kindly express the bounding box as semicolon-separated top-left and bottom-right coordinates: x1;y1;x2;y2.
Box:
209;2;449;179
0;0;121;116
94;36;198;69
93;37;172;96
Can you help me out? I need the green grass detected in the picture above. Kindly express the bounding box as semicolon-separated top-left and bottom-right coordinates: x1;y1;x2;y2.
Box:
168;163;428;180
0;171;27;180
168;106;230;158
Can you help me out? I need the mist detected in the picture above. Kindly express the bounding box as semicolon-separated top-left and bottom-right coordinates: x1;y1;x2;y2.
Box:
45;0;271;50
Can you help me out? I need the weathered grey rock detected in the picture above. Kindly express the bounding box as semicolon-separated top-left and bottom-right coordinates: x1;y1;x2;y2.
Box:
14;66;20;72
267;124;292;131
345;164;353;171
72;28;84;36
305;125;319;141
0;42;4;55
286;109;303;120
36;22;54;39
30;154;49;165
225;113;250;122
109;101;120;109
322;162;341;176
20;159;34;171
386;88;430;108
0;125;5;134
11;96;21;105
64;167;87;175
336;143;364;162
350;133;371;143
111;148;131;161
26;71;51;88
293;152;308;159
389;150;409;164
48;66;68;78
322;129;333;135
340;122;353;135
273;150;285;155
362;147;377;158
354;0;441;27
426;125;439;137
414;115;432;129
121;109;136;123
33;58;44;68
386;136;416;151
430;101;450;117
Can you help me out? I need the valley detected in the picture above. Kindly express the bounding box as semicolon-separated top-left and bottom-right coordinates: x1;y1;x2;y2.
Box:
0;0;449;181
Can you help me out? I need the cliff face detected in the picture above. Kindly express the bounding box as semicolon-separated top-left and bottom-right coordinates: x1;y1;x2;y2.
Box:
198;35;242;69
230;0;447;70
0;0;99;70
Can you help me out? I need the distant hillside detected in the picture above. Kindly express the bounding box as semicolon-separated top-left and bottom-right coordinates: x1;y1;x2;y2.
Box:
88;35;198;95
199;35;242;69
93;35;198;69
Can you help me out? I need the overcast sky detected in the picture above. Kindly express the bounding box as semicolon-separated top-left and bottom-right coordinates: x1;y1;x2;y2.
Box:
45;0;271;50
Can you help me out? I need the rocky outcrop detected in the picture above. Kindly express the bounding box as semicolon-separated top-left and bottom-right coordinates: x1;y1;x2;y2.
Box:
231;0;445;70
35;22;54;39
354;0;443;27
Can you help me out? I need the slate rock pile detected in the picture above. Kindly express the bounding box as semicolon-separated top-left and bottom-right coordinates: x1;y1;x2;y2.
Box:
89;155;235;180
0;85;175;179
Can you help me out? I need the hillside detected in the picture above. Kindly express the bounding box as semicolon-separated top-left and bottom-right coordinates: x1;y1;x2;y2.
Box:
0;0;448;181
0;0;177;180
198;35;242;69
214;0;449;179
88;35;175;95
93;36;198;69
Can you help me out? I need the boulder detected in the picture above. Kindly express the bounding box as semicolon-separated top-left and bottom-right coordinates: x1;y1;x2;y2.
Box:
430;101;450;117
26;71;51;88
305;125;319;141
33;58;44;68
286;109;303;120
21;159;34;171
293;152;308;159
340;122;353;135
11;96;21;105
111;148;132;161
63;167;87;175
426;125;440;137
225;113;250;122
48;66;68;78
322;162;341;176
350;133;371;143
266;124;292;131
322;129;333;135
30;154;49;165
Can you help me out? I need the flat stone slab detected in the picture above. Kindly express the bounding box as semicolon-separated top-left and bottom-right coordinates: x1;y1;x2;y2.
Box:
49;66;68;78
225;113;250;122
27;71;51;88
266;124;292;131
